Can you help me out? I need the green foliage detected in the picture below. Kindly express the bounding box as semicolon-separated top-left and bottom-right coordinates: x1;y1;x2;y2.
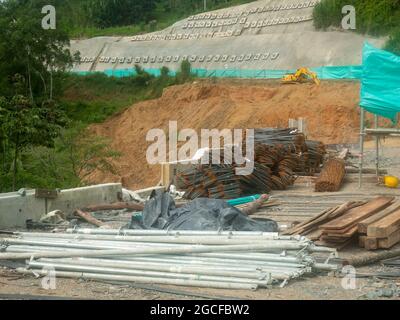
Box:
0;94;67;191
385;27;400;55
313;0;400;52
20;125;120;190
39;0;255;38
0;0;73;100
176;60;193;84
84;0;157;28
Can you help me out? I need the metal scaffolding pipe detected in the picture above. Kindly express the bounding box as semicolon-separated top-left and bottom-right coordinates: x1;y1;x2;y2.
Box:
66;228;280;237
28;261;272;287
5;245;302;264
37;257;273;279
4;246;307;270
16;268;258;291
0;240;311;260
18;233;298;245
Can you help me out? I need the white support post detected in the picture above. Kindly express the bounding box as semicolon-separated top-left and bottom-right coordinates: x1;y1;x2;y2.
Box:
374;115;380;179
359;108;366;188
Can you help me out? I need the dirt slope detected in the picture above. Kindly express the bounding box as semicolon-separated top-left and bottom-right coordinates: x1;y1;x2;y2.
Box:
89;80;361;189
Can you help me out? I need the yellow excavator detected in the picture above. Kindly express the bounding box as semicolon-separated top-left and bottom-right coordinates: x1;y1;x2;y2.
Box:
282;68;320;85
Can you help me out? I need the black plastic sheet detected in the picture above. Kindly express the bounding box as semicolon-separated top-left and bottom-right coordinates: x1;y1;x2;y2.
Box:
129;190;278;232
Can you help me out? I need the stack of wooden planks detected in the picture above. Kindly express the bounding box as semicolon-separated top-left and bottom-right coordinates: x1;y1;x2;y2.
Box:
358;201;400;250
285;196;400;250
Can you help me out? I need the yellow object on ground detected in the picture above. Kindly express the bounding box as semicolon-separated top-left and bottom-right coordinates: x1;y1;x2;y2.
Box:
384;176;399;188
282;68;321;85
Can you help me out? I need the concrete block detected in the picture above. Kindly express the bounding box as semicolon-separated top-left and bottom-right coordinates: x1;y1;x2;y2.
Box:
0;184;122;229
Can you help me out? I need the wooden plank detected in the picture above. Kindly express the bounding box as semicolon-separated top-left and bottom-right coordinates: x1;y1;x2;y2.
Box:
378;229;400;249
316;237;356;250
320;197;394;231
365;237;378;251
284;201;366;236
322;225;358;237
368;208;400;238
358;201;400;234
359;235;367;248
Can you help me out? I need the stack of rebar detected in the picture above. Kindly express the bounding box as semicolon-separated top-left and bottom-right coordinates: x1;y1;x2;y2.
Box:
176;145;298;200
254;128;307;155
315;159;346;192
176;128;325;200
255;128;326;174
176;165;242;199
0;229;338;291
305;141;326;174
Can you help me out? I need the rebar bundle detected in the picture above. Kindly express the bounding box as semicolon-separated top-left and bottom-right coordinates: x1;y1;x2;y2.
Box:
255;128;326;174
305;140;326;173
315;159;346;192
0;229;338;291
176;144;298;200
176;128;325;200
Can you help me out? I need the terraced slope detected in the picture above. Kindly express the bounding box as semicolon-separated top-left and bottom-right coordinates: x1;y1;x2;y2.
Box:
70;0;385;73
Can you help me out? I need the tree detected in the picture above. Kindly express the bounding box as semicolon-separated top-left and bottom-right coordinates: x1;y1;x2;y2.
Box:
84;0;158;28
176;60;192;83
0;94;67;190
0;0;73;100
24;125;120;189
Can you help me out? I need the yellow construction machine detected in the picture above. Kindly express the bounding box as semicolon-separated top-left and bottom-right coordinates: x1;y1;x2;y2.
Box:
282;68;320;85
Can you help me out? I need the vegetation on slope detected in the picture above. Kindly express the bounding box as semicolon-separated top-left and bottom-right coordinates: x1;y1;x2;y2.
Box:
313;0;400;54
55;0;254;38
0;0;197;192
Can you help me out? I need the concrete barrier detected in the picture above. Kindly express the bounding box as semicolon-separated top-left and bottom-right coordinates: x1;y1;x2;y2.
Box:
0;183;122;229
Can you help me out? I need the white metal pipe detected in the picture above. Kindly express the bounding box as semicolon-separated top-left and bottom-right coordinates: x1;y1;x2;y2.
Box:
23;232;285;240
38;257;271;279
5;244;304;263
4;246;307;270
17;233;302;246
66;228;280;237
28;261;272;287
37;255;305;272
7;248;305;276
10;236;333;254
0;241;311;260
17;268;258;291
5;245;298;264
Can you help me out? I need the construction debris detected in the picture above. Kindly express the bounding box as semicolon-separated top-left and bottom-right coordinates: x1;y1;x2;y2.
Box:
315;159;346;192
0;230;338;290
241;194;270;216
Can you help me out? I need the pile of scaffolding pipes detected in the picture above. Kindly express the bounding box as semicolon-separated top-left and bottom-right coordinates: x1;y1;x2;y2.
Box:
0;229;338;290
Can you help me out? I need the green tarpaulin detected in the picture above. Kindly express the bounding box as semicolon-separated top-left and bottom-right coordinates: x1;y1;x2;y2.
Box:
360;43;400;121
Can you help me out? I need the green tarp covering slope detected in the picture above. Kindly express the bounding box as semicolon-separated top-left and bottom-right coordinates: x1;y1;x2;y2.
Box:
360;43;400;121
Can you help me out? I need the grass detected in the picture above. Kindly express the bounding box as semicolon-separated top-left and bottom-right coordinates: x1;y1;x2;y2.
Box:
67;0;254;39
58;71;181;125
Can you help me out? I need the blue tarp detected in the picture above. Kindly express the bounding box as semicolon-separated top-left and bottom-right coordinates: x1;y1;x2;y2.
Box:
360;43;400;121
81;65;363;80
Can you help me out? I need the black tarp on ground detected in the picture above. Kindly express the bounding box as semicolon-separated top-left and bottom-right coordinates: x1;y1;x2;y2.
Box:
128;190;278;232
